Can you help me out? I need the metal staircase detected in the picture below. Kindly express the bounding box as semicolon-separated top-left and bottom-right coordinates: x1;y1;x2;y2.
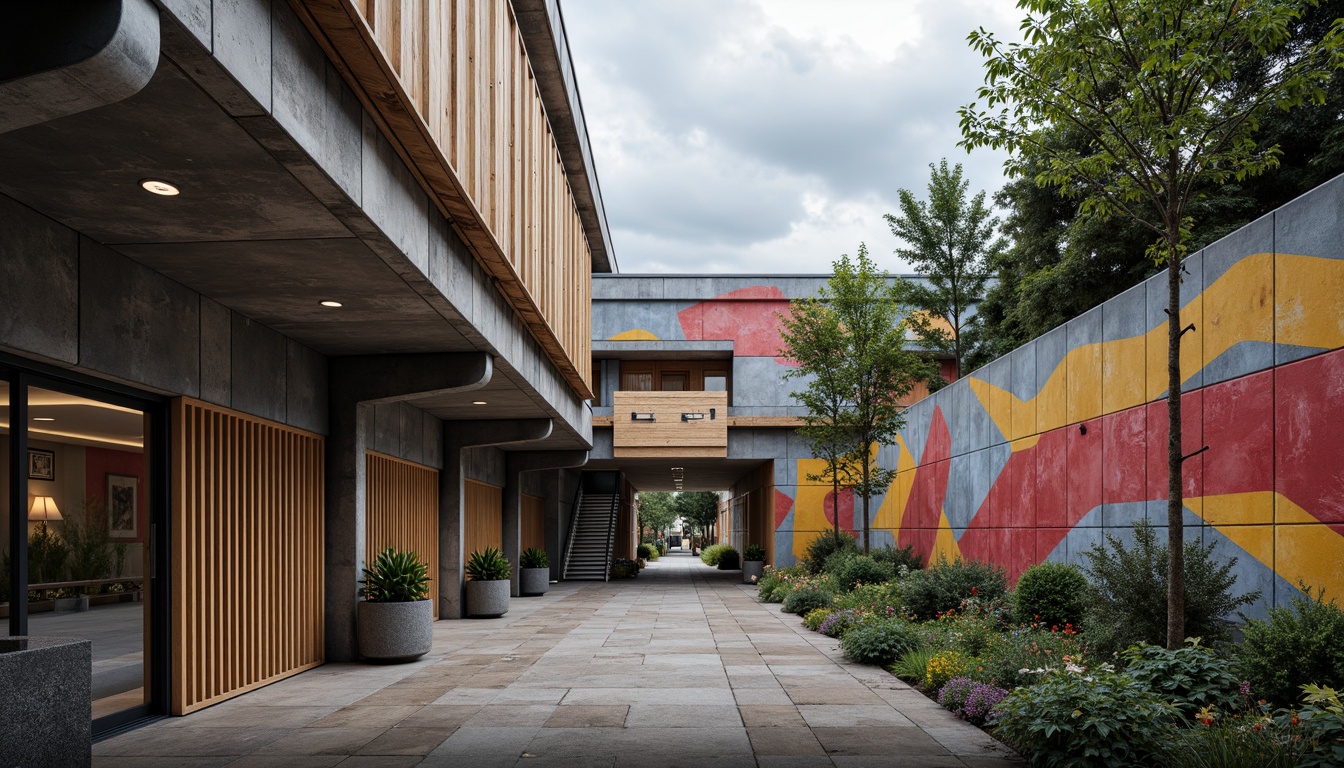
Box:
563;488;620;581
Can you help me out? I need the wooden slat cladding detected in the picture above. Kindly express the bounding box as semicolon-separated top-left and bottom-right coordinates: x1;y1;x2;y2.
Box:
290;0;593;399
612;391;729;458
522;493;545;553
464;479;503;568
366;452;440;615
170;398;325;715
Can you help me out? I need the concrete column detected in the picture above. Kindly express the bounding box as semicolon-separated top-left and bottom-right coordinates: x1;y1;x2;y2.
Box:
439;420;553;618
503;451;588;596
326;352;490;662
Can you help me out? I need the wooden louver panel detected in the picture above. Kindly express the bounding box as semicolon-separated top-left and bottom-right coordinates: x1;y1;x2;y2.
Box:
522;493;545;554
463;479;503;569
365;452;440;615
170;398;325;715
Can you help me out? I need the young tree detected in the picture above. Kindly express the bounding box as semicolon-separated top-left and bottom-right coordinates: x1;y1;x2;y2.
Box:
638;492;678;541
885;159;1005;380
676;492;721;543
960;0;1343;648
782;245;928;554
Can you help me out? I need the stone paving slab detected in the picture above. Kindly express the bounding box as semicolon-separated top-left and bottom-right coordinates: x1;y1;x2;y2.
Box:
94;550;1020;766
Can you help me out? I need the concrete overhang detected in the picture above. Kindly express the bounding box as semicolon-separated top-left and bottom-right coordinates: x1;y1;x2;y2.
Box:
592;340;734;360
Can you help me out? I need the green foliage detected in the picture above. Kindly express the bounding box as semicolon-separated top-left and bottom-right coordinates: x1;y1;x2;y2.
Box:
1013;561;1088;629
1297;684;1344;768
361;547;432;602
59;497;114;586
638;492;678;538
716;548;740;570
636;543;657;561
925;650;970;691
803;607;834;631
609;558;640;579
902;558;1008;621
871;542;923;571
676;492;720;538
1162;719;1309;768
520;547;549;569
1238;586;1344;706
827;554;894;593
886;159;1003;379
465;547;511;582
742;544;766;562
782;585;834;616
1120;640;1241;716
840;617;921;665
700;543;734;566
27;524;67;585
971;628;1089;690
890;646;938;685
1081;521;1258;656
802;530;858;574
833;580;904;615
994;670;1179;767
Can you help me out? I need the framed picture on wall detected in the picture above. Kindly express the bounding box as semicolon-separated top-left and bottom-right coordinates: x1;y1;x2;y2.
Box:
107;473;139;540
27;448;55;481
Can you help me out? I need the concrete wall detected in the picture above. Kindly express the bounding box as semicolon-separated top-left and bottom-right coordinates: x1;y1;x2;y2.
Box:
0;193;328;433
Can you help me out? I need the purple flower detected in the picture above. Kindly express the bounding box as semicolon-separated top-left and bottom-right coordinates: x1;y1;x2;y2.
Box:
938;677;1011;727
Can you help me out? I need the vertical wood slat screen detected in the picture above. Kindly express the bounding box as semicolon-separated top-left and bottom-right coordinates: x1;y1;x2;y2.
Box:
365;452;439;615
463;479;503;569
171;398;325;715
521;494;545;554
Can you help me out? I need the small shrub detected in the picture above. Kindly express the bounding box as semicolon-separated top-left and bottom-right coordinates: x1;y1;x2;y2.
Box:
717;547;740;570
890;646;937;684
609;558;640;579
637;543;658;561
967;627;1089;690
925;650;970;691
1238;586;1344;707
803;607;833;631
520;547;549;569
994;669;1178;767
937;676;1010;727
803;530;858;574
834;580;904;616
902;558;1007;621
743;544;766;562
818;608;862;638
872;542;924;571
1120;640;1240;716
1296;684;1344;768
830;554;895;592
363;547;432;601
464;547;510;583
1081;520;1258;656
840;617;921;665
1162;718;1310;768
1013;561;1088;629
701;543;733;566
782;585;834;615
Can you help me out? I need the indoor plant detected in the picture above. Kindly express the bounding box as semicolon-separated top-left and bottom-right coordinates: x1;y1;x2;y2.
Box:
466;546;512;617
742;544;766;584
357;546;433;661
519;547;550;596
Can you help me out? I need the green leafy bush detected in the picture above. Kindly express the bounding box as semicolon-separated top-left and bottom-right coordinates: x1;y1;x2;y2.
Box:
362;547;432;601
840;617;921;665
609;557;639;579
803;607;833;631
743;544;766;562
1014;561;1088;629
994;670;1178;767
637;543;658;560
520;547;549;569
717;547;740;570
834;580;904;615
1239;586;1344;706
1081;520;1258;656
872;542;924;571
924;649;970;691
959;626;1088;690
1296;684;1344;768
902;558;1007;621
803;530;858;574
1120;640;1240;716
890;646;937;685
782;585;834;615
465;547;511;582
829;554;894;592
818;608;862;638
1162;718;1309;768
701;543;733;566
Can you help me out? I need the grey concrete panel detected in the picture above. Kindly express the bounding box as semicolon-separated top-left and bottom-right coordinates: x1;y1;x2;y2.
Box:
981;356;1011;446
372;402;400;456
943;443;1010;537
1275;173;1344;260
1007;339;1037;405
230;313;287;422
946;377;993;456
730;357;798;411
1103;281;1148;342
899;399;933;466
79;238;200;395
1035;324;1069;392
160;0;212;47
428;217;474;318
1203;212;1274;285
1202;215;1273;386
591;276;667;301
465;447;506;487
199;297;232;407
360;113;430;273
1145;250;1204;392
589;428;613;460
0;196;78;364
285;339;327;434
592;301;685;341
423;410;443;469
213;0;272;115
270;1;363;203
399;403;425;465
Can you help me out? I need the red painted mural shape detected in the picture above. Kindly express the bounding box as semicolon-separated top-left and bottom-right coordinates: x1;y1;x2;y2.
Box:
822;487;856;532
677;286;798;365
1275;349;1344;532
897;406;952;556
774;489;795;527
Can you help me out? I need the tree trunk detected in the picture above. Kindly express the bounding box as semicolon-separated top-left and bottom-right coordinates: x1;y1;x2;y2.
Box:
832;471;840;542
1166;251;1186;650
861;453;871;555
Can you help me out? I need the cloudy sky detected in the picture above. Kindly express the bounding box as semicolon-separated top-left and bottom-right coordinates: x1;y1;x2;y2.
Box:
561;0;1022;275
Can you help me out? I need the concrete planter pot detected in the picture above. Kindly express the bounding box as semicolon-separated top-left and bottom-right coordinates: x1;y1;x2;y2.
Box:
54;595;89;612
466;580;510;618
357;600;433;661
743;560;765;585
1;637;92;767
520;568;549;596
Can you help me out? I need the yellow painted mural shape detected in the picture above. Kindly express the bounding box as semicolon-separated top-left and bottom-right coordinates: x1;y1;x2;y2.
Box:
608;329;660;341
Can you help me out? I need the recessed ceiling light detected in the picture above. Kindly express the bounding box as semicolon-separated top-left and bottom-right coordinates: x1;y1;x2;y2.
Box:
140;179;180;196
320;300;343;308
32;417;55;422
472;401;488;405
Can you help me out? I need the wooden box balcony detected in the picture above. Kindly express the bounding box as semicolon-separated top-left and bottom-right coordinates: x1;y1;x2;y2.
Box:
612;391;728;458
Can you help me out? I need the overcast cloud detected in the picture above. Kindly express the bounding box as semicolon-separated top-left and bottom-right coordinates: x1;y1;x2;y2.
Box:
561;0;1022;274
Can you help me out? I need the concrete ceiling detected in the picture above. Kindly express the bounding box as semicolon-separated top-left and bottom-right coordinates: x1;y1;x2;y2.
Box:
582;457;769;492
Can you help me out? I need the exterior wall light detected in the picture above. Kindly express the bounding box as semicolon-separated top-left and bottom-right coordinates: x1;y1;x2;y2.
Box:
631;412;655;421
140;179;180;196
320;300;343;308
681;412;706;422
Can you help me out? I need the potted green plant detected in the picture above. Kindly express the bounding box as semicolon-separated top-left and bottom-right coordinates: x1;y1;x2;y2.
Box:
519;547;550;596
466;546;511;617
357;547;433;661
742;544;766;584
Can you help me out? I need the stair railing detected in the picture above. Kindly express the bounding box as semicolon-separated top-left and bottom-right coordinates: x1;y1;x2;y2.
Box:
602;490;620;582
562;485;584;581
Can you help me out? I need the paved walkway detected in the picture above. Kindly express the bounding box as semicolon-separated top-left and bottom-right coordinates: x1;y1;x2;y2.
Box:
95;551;1019;767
